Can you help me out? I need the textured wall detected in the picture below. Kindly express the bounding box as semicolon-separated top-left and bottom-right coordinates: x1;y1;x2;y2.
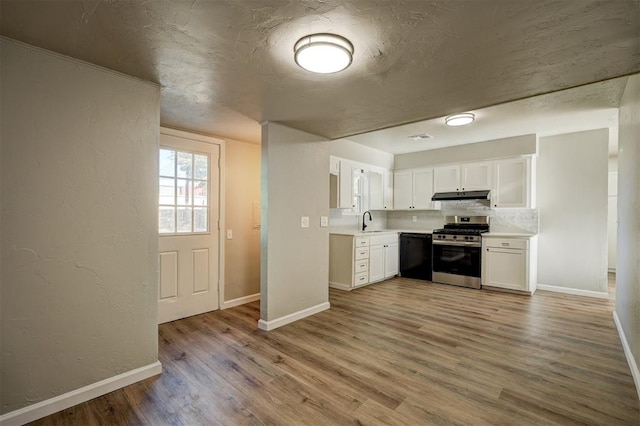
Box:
1;40;160;413
224;139;261;301
537;129;609;293
260;123;330;322
616;73;640;382
394;134;537;170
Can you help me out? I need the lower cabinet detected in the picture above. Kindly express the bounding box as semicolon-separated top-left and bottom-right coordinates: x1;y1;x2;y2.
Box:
369;234;399;284
482;236;537;294
329;233;398;290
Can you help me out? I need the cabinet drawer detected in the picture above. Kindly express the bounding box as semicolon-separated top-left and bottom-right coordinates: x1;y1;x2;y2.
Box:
484;238;528;250
354;272;369;286
370;233;398;246
355;259;369;273
355;237;370;247
355;247;369;260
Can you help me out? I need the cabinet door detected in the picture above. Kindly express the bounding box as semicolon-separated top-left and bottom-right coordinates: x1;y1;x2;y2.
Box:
413;168;434;209
384;242;399;278
434;165;461;192
483;247;527;291
338;160;354;209
369;245;385;283
461;161;492;191
369;171;384;210
383;170;394;210
393;170;413;209
494;158;528;208
329;156;340;175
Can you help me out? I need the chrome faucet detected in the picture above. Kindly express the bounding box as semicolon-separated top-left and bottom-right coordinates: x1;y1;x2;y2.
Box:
362;210;373;231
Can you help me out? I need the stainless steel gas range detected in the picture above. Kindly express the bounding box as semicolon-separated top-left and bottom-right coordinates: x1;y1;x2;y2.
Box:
432;216;489;289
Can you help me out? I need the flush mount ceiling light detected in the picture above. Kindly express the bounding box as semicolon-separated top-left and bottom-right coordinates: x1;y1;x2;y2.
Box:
294;33;354;74
445;112;475;127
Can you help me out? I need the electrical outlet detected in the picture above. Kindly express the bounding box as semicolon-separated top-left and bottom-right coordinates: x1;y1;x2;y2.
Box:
320;216;328;227
301;216;310;228
226;229;233;239
412;216;417;223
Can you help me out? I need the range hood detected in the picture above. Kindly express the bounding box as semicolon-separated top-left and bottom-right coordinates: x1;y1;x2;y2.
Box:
431;190;491;201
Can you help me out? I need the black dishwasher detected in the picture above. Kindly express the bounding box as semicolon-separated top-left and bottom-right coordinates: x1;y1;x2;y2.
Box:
399;233;433;281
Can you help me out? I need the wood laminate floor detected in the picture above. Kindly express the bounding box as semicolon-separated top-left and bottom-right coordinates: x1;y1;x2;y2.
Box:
31;278;639;425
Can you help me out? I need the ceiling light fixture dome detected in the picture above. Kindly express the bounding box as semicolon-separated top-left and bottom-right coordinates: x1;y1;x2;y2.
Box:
294;33;354;74
445;112;475;127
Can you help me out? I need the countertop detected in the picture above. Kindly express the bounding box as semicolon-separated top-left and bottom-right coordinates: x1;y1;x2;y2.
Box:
483;232;538;238
329;228;435;236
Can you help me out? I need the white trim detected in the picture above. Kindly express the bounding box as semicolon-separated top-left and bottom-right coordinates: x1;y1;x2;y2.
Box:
608;268;617;273
0;361;162;426
536;284;609;299
258;302;330;331
329;282;352;291
613;311;640;400
221;293;260;309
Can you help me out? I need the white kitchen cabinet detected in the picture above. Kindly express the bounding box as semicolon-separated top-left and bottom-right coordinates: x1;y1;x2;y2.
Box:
369;170;384;210
384;242;399;278
329;235;370;290
338;160;354;209
482;235;537;294
369;233;399;283
461;161;493;191
393;168;437;210
493;157;534;208
329;156;340;175
368;245;385;283
393;170;413;209
433;165;461;192
434;162;493;192
383;170;394;210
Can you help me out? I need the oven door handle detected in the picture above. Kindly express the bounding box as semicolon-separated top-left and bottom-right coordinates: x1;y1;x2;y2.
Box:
432;240;481;247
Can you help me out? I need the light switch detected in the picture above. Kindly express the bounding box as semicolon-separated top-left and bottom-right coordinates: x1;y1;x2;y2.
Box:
320;216;328;227
412;216;417;223
226;229;233;239
301;216;310;228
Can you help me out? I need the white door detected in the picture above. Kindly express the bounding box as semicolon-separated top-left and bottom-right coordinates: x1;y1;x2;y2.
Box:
158;132;221;324
461;161;493;191
369;245;385;283
494;158;528;208
484;248;527;291
433;165;461;192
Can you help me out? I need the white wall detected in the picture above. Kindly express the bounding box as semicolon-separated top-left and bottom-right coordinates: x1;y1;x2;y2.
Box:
608;167;618;271
329;138;394;169
394;134;537;170
537;129;609;294
616;73;640;390
260;123;329;326
224;139;261;301
1;40;160;413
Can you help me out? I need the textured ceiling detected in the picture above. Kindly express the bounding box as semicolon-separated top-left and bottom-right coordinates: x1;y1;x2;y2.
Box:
2;0;639;145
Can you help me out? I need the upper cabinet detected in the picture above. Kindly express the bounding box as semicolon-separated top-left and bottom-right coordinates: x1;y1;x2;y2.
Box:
493;157;535;208
461;161;493;191
434;162;493;192
393;168;438;210
330;155;394;213
433;165;461;192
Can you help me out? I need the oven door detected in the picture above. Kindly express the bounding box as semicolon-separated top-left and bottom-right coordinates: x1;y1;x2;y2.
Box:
432;241;481;288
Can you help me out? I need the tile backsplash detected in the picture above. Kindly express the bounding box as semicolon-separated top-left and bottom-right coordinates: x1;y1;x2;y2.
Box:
331;202;539;234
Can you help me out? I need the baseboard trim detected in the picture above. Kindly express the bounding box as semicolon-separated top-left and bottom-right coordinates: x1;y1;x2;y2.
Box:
258;302;330;331
536;284;609;299
221;293;260;309
0;361;162;426
613;311;640;400
329;281;351;291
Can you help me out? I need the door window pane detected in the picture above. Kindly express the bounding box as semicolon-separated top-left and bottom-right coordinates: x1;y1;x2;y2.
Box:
194;154;208;180
159;207;175;233
159;148;210;234
159;178;175;205
177;152;193;178
159;149;175;177
194;207;208;232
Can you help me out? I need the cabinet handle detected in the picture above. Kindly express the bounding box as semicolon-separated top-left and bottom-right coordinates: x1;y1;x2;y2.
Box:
486;248;489;251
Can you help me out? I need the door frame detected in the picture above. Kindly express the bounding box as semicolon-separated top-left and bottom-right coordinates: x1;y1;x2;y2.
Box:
159;126;226;314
